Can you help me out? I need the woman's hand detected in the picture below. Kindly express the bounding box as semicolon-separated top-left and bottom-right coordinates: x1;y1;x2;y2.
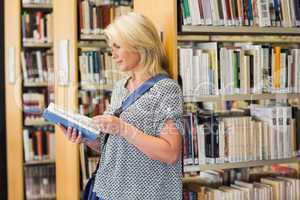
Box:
92;115;126;136
58;124;87;144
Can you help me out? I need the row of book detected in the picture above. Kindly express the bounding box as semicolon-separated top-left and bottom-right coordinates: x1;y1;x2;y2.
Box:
179;42;300;96
180;0;300;27
23;92;45;114
23;90;54;125
184;164;300;200
78;0;132;35
24;165;56;200
184;176;300;200
23;0;52;4
79;49;123;87
22;12;53;43
23;127;55;162
79;90;110;117
183;104;300;165
21;50;54;85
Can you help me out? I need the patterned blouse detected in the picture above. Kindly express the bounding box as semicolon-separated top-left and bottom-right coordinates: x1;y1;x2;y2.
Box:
93;76;184;200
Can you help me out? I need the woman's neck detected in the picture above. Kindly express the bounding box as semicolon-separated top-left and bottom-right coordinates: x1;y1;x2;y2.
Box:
127;71;151;92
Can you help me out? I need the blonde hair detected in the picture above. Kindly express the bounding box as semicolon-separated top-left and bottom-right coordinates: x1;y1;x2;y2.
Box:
104;12;168;76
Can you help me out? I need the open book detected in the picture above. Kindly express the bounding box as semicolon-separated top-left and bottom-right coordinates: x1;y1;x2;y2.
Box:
42;103;99;140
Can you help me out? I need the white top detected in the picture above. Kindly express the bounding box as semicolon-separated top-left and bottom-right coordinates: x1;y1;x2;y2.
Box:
93;76;184;200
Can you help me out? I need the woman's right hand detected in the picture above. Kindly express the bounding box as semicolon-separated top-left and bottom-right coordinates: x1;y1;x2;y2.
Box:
58;124;86;144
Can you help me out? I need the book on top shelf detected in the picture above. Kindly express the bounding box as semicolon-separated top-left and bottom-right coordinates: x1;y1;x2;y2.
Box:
43;103;100;140
179;0;300;28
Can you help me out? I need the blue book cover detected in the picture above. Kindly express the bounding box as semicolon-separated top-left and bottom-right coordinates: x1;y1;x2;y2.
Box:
42;103;99;141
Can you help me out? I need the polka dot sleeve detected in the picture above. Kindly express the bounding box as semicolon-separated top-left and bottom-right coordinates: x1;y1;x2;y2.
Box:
153;79;184;136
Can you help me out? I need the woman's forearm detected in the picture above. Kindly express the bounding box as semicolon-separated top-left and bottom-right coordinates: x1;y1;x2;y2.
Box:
120;123;181;164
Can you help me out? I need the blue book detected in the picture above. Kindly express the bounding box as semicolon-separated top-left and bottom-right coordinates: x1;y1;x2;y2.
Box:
42;103;99;140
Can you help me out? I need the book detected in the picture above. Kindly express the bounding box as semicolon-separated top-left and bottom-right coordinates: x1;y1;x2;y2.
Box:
42;103;99;140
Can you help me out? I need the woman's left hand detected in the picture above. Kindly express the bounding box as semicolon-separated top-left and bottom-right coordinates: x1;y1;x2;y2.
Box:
92;115;126;135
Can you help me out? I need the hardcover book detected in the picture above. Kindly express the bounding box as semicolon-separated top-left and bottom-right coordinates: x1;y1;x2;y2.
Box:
42;103;99;140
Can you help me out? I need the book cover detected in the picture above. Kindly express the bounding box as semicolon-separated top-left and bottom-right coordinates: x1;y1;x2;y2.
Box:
42;103;100;140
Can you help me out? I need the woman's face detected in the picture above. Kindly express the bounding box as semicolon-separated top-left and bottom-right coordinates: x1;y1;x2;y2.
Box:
110;42;141;72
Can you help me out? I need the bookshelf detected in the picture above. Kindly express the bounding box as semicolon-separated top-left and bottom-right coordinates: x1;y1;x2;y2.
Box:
53;0;133;198
5;0;25;199
5;0;57;199
135;0;300;182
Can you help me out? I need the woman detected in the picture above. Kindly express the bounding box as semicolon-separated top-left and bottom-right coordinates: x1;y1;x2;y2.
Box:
59;12;183;200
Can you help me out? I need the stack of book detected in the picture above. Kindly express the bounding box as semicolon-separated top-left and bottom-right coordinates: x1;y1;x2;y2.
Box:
78;90;109;117
78;0;132;35
79;49;123;87
179;43;300;96
23;92;48;125
24;164;56;200
184;164;299;200
183;104;300;166
23;126;55;162
21;11;53;43
21;50;54;84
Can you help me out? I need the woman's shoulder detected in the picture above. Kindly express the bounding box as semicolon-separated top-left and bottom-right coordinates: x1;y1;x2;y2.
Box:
153;77;182;95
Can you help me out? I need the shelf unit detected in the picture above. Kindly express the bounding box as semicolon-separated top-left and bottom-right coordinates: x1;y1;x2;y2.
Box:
135;0;300;178
5;0;57;199
5;0;23;199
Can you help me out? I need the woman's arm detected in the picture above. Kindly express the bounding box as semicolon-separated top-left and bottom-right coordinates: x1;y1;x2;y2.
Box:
121;119;182;165
93;115;182;165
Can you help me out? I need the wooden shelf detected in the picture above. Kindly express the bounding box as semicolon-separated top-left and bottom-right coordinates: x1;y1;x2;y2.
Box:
24;121;54;126
23;42;53;48
184;157;300;173
22;3;52;9
181;26;300;35
78;41;108;49
184;93;300;102
24;82;49;87
178;35;300;43
24;159;55;166
80;83;113;91
80;34;106;41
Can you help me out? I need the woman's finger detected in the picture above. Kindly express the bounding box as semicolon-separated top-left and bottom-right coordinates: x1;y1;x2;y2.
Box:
66;127;73;140
71;128;78;142
75;132;83;144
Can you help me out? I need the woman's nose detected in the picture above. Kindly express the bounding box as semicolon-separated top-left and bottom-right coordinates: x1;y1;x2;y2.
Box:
111;49;117;59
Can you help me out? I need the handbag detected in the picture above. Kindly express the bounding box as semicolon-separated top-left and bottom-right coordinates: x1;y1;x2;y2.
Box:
83;74;168;200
